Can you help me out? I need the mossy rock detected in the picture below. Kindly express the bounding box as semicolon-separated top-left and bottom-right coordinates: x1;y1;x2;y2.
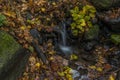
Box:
0;14;7;27
84;25;99;40
111;34;120;45
88;0;120;10
0;30;30;80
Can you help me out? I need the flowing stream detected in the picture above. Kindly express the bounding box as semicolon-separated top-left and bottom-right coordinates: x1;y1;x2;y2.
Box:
58;21;91;79
61;21;66;46
58;21;72;55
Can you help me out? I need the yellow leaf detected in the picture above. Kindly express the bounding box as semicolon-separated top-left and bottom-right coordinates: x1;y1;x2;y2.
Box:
96;67;103;72
20;26;26;30
29;56;36;63
35;62;41;68
70;54;78;60
109;74;115;80
3;11;16;18
80;19;86;26
68;78;73;80
89;65;96;69
46;18;50;21
57;72;65;77
64;67;72;74
49;57;54;61
27;25;31;29
44;78;48;80
41;8;46;12
52;2;56;6
48;50;55;55
66;74;73;80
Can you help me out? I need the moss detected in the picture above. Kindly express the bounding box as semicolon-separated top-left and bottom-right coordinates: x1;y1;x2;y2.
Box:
0;14;7;27
89;0;113;9
0;31;21;68
84;25;99;40
111;34;120;45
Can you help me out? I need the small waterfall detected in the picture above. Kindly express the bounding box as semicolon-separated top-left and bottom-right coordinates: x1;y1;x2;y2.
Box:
61;21;66;46
59;21;72;55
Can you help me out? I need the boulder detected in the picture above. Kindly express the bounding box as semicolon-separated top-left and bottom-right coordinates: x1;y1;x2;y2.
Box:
111;34;120;45
88;0;120;10
97;12;120;32
105;17;120;32
0;31;30;80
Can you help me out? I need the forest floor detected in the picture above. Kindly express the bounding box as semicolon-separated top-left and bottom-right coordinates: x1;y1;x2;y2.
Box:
0;0;120;80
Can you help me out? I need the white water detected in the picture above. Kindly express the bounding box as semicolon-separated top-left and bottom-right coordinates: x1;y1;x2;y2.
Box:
59;22;72;54
61;22;66;46
58;22;90;79
59;45;72;54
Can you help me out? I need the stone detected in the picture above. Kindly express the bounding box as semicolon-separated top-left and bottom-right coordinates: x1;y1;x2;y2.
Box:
30;29;43;45
116;71;120;80
83;41;97;51
88;0;120;10
0;31;30;80
104;17;120;33
97;10;120;33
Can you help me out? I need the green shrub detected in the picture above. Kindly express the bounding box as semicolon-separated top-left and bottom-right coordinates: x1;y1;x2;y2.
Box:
0;13;7;27
70;5;96;36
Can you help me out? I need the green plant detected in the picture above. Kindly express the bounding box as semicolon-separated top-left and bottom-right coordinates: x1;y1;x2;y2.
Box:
0;13;7;27
111;34;120;45
70;5;96;36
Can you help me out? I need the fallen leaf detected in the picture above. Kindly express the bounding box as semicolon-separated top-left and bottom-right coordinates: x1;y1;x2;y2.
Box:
35;62;41;68
20;26;26;30
3;11;16;18
109;74;115;80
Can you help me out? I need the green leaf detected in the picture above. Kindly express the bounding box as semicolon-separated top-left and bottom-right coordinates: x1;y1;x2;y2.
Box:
77;25;82;29
87;21;93;27
80;19;86;26
85;16;90;21
71;23;76;29
74;6;79;13
72;29;78;36
89;13;95;18
89;7;96;13
111;34;120;45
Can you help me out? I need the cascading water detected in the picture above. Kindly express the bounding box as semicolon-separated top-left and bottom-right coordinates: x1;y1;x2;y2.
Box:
61;22;66;46
59;21;72;55
54;21;90;79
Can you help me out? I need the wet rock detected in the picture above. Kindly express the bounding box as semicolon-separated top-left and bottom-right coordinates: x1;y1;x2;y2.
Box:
103;17;120;32
108;18;120;32
107;50;120;68
70;69;80;79
80;52;97;65
32;41;48;64
30;29;58;45
30;29;43;45
83;41;97;51
97;10;120;32
116;71;120;80
0;31;30;80
88;0;120;10
105;17;120;32
100;26;111;38
30;29;48;64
